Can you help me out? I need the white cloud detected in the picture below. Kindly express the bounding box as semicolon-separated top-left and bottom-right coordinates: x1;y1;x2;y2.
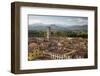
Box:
29;19;42;25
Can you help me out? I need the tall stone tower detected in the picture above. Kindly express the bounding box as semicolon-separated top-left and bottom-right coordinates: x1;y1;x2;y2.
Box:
47;26;51;41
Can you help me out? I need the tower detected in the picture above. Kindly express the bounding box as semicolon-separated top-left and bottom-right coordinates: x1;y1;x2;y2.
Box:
47;26;51;41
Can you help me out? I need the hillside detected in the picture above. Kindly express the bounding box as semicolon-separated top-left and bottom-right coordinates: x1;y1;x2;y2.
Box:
28;23;87;32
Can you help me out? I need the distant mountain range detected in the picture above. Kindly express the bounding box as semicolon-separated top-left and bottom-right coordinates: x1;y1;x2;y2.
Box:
28;23;87;32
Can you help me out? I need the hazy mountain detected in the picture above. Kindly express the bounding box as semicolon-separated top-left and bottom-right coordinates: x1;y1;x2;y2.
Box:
28;23;87;32
29;23;47;31
66;25;87;31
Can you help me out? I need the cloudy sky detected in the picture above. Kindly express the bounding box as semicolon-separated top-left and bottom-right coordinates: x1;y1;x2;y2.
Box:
28;15;88;26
